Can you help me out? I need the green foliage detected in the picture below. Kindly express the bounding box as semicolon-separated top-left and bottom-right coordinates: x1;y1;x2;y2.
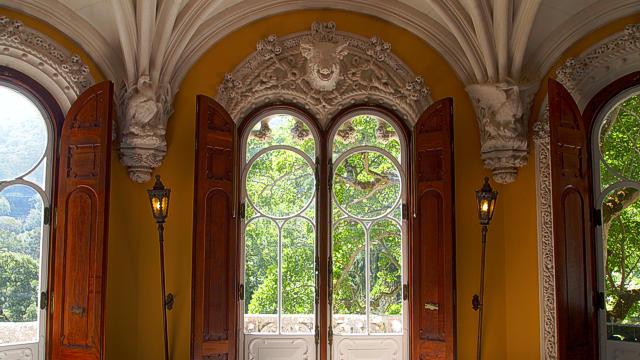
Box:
0;251;38;322
243;114;403;330
600;95;640;329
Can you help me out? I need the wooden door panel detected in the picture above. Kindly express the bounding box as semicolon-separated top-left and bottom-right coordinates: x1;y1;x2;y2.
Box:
548;78;597;360
411;98;456;360
192;95;238;360
51;81;114;360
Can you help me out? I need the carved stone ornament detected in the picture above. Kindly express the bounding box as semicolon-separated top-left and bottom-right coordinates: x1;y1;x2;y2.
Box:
117;77;173;182
533;104;558;360
217;21;432;125
555;24;640;111
466;81;537;184
0;16;94;111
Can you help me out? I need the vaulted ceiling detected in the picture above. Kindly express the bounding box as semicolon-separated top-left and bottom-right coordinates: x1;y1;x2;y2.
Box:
1;0;639;183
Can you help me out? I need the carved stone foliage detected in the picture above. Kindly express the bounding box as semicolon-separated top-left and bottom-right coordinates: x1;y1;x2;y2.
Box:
466;81;537;184
556;24;640;110
217;21;431;125
533;105;558;360
0;16;94;110
117;77;172;183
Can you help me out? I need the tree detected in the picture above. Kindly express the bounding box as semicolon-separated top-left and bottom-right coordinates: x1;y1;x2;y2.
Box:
0;251;38;322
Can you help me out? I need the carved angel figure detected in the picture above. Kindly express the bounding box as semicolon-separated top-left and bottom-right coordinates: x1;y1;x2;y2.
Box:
123;76;167;140
300;41;348;92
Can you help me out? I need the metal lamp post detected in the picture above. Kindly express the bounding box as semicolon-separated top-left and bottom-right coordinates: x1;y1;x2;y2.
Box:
147;175;174;360
473;177;498;360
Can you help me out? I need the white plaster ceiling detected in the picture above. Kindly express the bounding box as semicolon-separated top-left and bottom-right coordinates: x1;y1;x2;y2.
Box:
0;0;636;89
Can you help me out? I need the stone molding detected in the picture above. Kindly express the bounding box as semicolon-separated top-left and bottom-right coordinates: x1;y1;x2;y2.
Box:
216;21;432;126
0;15;94;112
466;81;537;183
555;24;640;111
533;103;558;360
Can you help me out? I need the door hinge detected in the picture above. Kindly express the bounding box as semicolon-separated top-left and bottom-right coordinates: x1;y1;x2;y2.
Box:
239;284;244;301
594;208;602;227
239;203;246;220
401;203;408;220
403;284;409;301
595;291;606;310
43;206;51;225
328;328;333;346
315;325;320;345
40;291;48;310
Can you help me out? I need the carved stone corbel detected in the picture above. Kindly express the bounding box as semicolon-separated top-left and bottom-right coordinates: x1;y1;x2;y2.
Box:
117;76;172;183
466;81;536;184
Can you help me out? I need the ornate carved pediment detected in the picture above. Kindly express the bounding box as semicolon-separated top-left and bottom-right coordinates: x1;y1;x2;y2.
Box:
217;21;432;125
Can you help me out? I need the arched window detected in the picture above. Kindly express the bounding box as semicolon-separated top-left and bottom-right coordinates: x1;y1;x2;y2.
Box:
191;97;456;360
593;88;640;356
0;83;54;358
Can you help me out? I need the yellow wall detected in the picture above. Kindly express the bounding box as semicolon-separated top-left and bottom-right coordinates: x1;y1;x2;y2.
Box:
3;5;639;360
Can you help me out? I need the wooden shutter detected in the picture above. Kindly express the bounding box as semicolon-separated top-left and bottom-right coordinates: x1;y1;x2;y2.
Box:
191;95;238;360
50;81;114;360
411;98;456;360
548;78;598;359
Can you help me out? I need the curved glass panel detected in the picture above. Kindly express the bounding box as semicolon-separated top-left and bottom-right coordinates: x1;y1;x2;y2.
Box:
333;115;401;161
332;220;366;334
369;220;402;334
333;151;401;219
247;114;315;160
602;186;640;342
0;86;47;181
281;218;315;334
599;93;640;186
244;218;279;334
0;185;44;345
246;149;315;218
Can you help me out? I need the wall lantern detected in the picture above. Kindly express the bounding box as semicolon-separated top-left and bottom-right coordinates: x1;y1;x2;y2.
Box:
147;175;174;360
473;177;498;360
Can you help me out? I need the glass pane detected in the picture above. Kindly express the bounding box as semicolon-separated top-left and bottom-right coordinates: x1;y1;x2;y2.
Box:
333;115;401;161
0;86;48;181
599;93;640;183
333;151;401;219
281;218;315;334
247;115;315;160
246;149;315;218
332;220;366;334
602;187;640;342
0;185;44;345
369;220;402;334
24;158;47;190
244;218;278;334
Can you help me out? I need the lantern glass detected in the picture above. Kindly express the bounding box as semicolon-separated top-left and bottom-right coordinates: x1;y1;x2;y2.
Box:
148;175;171;223
476;177;497;226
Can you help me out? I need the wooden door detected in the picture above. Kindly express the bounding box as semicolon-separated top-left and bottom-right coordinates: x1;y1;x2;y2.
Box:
191;95;238;360
50;81;114;360
548;78;598;360
411;98;456;360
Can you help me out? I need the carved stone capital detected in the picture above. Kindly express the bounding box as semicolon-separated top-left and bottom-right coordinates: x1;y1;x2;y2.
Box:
117;76;172;183
466;81;536;184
